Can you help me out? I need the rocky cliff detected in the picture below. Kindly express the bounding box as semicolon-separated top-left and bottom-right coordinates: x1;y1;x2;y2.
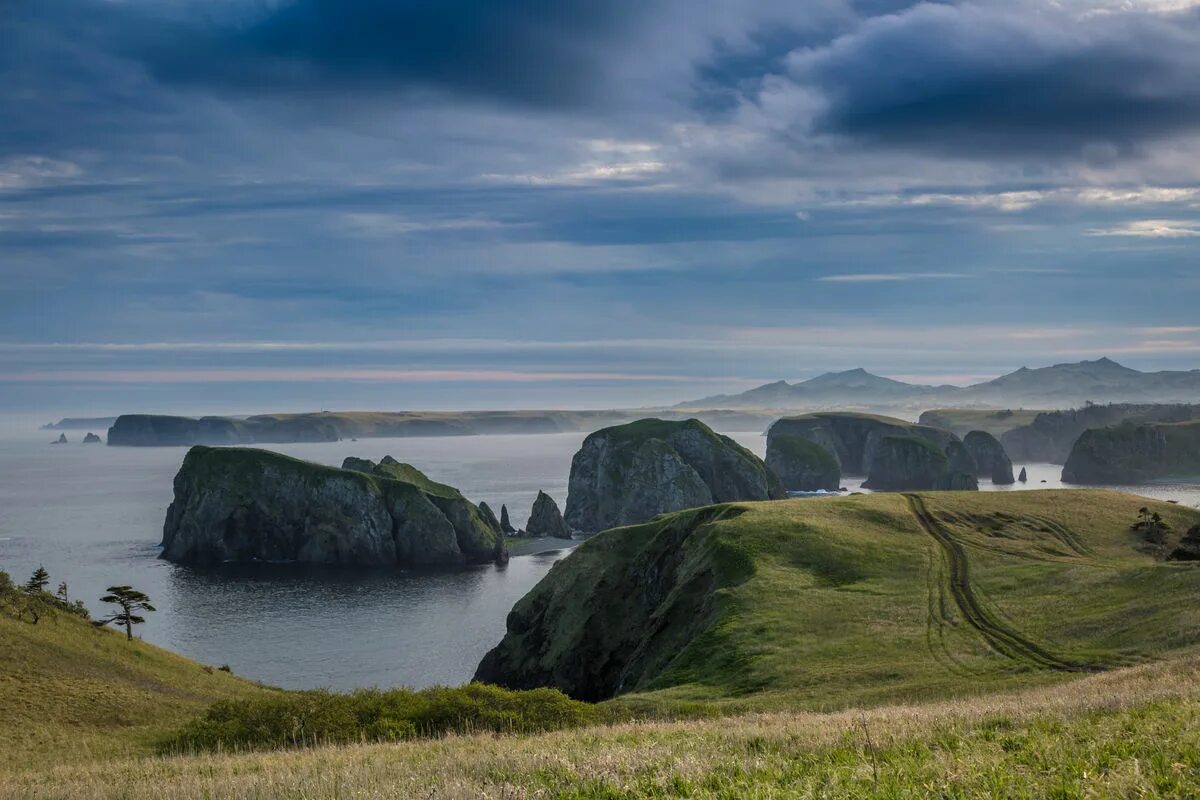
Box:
527;491;571;539
161;447;504;566
563;418;784;533
863;435;979;491
766;412;974;491
1062;420;1200;485
963;430;1015;484
1000;403;1200;464
765;434;841;491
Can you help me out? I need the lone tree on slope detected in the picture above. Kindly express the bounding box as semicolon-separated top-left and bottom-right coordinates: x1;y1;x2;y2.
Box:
95;585;155;641
23;566;50;594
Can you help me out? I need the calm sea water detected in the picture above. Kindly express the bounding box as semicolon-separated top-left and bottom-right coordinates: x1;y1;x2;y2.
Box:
1;427;1197;690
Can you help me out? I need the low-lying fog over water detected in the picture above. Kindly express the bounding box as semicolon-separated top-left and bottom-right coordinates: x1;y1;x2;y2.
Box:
2;427;1197;690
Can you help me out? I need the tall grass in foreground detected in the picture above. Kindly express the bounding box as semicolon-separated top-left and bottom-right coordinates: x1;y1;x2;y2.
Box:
9;657;1200;799
160;683;599;753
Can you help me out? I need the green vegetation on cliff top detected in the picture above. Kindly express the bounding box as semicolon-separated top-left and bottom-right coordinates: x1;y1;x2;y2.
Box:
182;445;464;501
485;489;1200;714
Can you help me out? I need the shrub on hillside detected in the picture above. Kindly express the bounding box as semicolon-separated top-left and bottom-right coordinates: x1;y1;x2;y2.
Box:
161;683;599;753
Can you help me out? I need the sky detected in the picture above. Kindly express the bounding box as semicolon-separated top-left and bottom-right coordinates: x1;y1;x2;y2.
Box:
3;0;1200;416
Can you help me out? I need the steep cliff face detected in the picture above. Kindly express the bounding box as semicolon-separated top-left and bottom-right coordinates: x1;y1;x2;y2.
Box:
475;505;750;700
564;419;784;533
766;413;973;491
161;447;503;566
863;435;979;491
963;430;1015;484
765;434;841;492
767;413;956;475
1062;420;1200;484
1000;403;1200;464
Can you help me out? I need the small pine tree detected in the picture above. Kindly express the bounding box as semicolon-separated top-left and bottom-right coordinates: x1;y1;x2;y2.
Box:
23;566;50;595
56;582;69;603
95;585;155;641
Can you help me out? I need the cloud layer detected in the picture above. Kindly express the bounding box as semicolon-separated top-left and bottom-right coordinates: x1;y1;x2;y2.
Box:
2;0;1200;411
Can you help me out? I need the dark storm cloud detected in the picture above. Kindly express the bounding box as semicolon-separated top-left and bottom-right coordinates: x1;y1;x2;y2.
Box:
138;0;651;107
790;3;1200;157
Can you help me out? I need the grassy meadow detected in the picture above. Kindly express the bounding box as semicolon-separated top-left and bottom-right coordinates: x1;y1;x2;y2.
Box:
6;656;1200;798
3;488;1200;797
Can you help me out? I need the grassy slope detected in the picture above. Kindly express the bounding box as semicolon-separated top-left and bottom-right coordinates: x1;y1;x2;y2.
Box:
6;657;1199;798
580;490;1200;711
0;603;272;767
7;489;1200;796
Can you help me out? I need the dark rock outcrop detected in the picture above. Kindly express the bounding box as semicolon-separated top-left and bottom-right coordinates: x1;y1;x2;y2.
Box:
962;430;1015;484
51;433;67;444
161;447;504;566
767;412;975;492
526;491;571;539
765;434;841;492
564;418;784;533
82;432;102;444
1018;467;1028;482
1062;420;1200;484
1170;524;1200;561
477;502;502;533
500;504;517;534
863;435;979;491
1000;403;1200;464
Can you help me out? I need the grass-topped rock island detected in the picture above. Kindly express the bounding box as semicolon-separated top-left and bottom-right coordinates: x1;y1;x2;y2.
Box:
161;447;506;566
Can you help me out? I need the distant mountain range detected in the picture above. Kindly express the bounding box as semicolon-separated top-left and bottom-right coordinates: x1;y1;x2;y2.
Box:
681;358;1200;410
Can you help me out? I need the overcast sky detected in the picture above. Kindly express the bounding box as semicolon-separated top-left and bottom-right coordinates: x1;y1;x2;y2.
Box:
3;0;1200;414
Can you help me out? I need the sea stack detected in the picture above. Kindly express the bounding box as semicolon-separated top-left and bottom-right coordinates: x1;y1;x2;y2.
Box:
962;430;1015;485
1019;467;1028;482
526;491;571;539
500;504;517;534
564;418;784;533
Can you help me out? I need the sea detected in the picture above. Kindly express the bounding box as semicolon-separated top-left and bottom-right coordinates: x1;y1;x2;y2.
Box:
2;426;1197;691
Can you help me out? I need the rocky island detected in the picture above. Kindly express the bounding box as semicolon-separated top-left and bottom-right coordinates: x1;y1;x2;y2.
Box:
765;434;841;491
962;430;1015;484
161;447;505;566
526;491;571;539
1000;403;1200;464
563;418;784;533
1062;419;1200;485
765;412;990;491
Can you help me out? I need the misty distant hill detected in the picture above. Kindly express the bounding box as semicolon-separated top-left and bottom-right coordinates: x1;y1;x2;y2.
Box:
681;358;1200;410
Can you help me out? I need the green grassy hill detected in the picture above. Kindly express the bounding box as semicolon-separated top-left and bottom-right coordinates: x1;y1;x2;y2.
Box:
479;490;1200;711
0;583;273;766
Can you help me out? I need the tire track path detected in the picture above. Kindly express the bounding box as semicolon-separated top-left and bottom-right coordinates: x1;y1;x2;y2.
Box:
904;494;1100;674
